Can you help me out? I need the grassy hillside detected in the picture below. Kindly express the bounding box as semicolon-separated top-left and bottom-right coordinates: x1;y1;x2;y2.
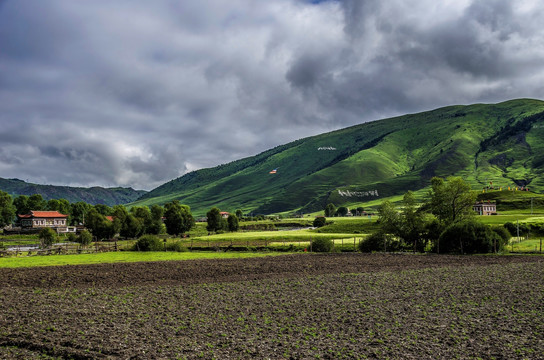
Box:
132;99;544;216
0;178;147;206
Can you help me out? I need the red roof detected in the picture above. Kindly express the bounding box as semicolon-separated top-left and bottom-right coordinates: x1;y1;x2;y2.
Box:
18;211;68;218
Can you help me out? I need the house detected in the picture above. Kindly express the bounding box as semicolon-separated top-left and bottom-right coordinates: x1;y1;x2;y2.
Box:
18;210;70;231
220;212;230;219
473;201;497;215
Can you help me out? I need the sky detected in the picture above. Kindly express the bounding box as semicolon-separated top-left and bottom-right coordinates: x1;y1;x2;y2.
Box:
1;0;544;191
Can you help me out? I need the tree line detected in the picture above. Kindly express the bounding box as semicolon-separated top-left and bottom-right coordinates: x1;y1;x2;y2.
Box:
0;191;247;242
326;176;516;254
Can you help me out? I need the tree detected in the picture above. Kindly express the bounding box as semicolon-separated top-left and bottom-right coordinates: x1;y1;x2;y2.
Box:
206;207;223;233
398;191;425;252
428;176;476;227
130;206;153;234
94;204;113;216
376;192;426;252
0;191;16;227
13;195;29;215
356;207;365;216
148;204;164;235
39;227;57;248
377;200;399;235
324;203;336;217
227;214;239;232
235;209;244;220
70;201;91;226
121;214;143;239
164;201;194;236
47;198;70;217
84;208;116;240
27;194;46;211
336;206;349;217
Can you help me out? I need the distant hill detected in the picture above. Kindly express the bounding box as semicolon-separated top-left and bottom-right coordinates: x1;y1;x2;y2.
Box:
0;178;147;206
128;99;544;215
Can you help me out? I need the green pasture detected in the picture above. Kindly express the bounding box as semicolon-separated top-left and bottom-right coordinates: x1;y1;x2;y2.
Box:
508;238;544;253
477;215;544;225
0;251;287;269
191;229;359;243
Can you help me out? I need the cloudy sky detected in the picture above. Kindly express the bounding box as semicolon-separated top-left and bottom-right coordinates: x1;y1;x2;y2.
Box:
1;0;544;190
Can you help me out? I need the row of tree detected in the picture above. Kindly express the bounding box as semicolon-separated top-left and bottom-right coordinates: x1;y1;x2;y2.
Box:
324;203;366;217
0;190;245;241
371;177;509;253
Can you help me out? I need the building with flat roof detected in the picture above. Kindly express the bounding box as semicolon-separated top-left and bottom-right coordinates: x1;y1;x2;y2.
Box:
473;201;497;215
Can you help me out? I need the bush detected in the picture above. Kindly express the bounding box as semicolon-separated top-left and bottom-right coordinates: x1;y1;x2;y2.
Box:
134;235;164;251
313;216;326;228
358;232;399;253
492;226;511;250
310;238;333;252
166;241;188;252
78;230;93;247
66;232;77;243
39;228;57;248
438;220;502;254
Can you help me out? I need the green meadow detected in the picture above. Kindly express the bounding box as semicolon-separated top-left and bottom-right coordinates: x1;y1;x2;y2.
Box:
0;251;286;269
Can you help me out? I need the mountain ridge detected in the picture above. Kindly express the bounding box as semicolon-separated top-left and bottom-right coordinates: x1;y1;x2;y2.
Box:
132;98;544;215
0;177;147;206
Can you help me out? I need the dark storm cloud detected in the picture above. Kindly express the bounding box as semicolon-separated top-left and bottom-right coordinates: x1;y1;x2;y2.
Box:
0;0;543;190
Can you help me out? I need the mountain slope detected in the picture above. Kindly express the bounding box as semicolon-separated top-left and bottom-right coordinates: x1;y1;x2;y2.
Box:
132;99;544;215
0;178;147;206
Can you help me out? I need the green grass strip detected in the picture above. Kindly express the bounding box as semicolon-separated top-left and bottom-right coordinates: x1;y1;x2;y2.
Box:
0;251;289;269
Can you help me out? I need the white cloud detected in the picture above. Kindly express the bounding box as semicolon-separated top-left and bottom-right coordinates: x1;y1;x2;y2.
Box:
0;0;543;190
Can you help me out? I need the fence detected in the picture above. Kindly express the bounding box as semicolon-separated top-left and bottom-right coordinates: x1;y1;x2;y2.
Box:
2;237;367;257
0;242;120;257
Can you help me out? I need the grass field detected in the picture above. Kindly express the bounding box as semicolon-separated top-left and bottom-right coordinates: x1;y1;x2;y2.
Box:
0;251;287;269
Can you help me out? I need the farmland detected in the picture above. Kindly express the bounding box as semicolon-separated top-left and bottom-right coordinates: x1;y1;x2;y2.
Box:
1;254;543;359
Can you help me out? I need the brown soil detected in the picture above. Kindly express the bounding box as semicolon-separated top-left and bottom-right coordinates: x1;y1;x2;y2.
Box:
1;253;544;359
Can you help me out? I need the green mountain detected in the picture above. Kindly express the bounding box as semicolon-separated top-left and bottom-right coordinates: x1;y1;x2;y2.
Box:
132;99;544;216
0;178;147;206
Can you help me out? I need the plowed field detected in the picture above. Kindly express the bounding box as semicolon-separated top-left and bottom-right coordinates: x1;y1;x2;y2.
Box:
1;253;543;359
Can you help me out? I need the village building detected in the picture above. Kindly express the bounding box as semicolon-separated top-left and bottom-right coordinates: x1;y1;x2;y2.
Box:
17;210;72;232
220;211;230;219
473;201;497;215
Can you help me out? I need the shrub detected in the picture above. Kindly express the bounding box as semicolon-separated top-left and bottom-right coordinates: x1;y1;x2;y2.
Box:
166;241;188;252
134;235;164;251
358;232;398;253
310;238;333;252
492;226;511;250
66;232;77;243
227;214;239;232
78;230;93;247
39;228;57;248
438;220;501;254
313;216;326;228
503;222;517;236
